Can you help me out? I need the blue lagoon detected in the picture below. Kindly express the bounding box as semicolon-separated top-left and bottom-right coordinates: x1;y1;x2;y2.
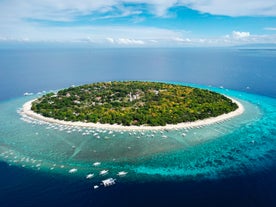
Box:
1;83;275;183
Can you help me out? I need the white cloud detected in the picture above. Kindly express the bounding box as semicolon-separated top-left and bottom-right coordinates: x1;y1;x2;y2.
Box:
172;37;191;42
0;1;275;46
232;31;250;39
147;0;178;16
0;24;181;44
106;37;115;43
90;6;142;21
1;23;276;47
221;31;276;45
117;38;145;45
264;27;276;31
0;0;275;25
105;37;145;45
180;0;276;17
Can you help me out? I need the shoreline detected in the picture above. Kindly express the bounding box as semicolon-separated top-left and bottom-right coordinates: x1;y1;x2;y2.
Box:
20;97;244;131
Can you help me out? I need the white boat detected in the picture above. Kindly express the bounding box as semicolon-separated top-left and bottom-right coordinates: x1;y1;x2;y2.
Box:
93;162;101;166
101;178;116;187
86;173;94;179
117;171;128;176
93;185;99;189
99;170;108;175
68;168;77;173
24;92;34;96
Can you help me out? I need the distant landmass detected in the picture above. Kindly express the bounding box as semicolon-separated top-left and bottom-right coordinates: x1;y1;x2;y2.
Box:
31;81;238;126
234;43;276;49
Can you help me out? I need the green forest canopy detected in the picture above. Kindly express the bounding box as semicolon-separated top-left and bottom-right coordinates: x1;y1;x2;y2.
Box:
31;81;238;126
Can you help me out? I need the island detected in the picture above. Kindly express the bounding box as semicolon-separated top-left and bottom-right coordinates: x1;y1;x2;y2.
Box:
28;81;240;128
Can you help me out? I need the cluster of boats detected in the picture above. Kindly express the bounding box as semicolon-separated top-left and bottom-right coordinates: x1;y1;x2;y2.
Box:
67;162;128;190
19;107;194;140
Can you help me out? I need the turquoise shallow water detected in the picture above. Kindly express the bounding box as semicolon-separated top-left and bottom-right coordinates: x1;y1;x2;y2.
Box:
0;83;276;186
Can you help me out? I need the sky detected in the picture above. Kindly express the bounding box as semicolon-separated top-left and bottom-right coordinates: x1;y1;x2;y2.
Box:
0;0;276;47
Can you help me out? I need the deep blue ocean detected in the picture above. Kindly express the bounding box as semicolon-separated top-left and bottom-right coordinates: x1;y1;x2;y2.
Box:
0;48;276;207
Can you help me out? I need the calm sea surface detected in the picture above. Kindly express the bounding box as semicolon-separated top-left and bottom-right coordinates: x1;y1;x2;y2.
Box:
0;48;276;207
1;48;276;101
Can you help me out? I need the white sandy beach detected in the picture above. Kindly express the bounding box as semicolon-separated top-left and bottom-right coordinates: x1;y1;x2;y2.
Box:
20;97;244;131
